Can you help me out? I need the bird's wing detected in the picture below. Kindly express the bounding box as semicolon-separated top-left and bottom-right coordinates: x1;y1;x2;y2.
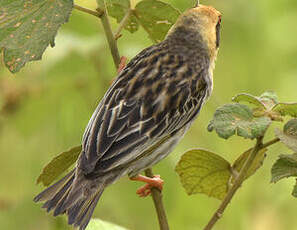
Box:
79;42;210;175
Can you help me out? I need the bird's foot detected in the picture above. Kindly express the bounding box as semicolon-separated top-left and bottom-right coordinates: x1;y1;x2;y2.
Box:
117;56;128;74
130;175;164;197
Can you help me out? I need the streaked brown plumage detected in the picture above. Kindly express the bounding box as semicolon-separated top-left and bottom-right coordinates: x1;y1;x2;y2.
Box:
34;4;222;230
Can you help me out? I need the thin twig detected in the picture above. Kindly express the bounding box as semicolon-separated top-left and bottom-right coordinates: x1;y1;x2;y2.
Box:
98;8;121;68
73;4;103;18
261;137;280;149
114;9;133;40
145;168;170;230
203;136;264;230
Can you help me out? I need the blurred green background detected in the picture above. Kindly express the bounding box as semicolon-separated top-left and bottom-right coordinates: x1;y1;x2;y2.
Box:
0;0;297;230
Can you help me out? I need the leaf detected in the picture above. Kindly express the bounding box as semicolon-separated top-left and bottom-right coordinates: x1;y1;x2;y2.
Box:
232;148;267;179
271;153;297;183
87;218;129;230
272;103;297;118
258;91;279;109
176;148;268;200
275;119;297;152
98;0;180;42
134;0;180;42
208;103;271;139
36;145;82;186
232;93;265;108
175;149;231;200
97;0;138;33
0;0;73;73
232;91;279;110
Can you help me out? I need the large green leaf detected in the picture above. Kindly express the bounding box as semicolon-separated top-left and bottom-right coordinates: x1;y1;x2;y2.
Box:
271;153;297;183
232;93;265;108
98;0;180;42
134;0;180;42
232;91;279;110
0;0;73;73
87;218;129;230
275;119;297;152
272;103;297;118
36;145;81;186
97;0;138;33
208;103;271;139
175;149;230;200
176;148;267;200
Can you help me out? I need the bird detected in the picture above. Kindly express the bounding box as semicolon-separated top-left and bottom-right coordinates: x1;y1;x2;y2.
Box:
34;4;222;230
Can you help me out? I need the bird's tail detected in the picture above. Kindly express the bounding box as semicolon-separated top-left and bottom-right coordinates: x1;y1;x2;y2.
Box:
34;168;105;230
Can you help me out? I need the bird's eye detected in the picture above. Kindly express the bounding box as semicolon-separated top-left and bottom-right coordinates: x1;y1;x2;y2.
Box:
215;16;222;48
218;16;222;25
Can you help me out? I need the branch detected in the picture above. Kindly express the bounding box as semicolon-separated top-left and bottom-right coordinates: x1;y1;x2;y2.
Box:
261;137;280;149
145;168;170;230
99;8;121;68
73;4;103;18
114;9;133;40
203;136;264;230
96;2;169;229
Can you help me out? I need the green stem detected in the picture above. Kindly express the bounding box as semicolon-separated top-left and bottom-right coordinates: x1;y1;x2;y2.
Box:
73;4;103;18
203;136;264;230
114;9;133;40
145;168;170;230
261;137;280;149
99;8;121;68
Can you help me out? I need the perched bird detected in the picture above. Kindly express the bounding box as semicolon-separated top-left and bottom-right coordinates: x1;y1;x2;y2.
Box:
34;4;222;230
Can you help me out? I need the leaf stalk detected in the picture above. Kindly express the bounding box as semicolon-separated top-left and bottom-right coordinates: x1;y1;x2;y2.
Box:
73;4;103;18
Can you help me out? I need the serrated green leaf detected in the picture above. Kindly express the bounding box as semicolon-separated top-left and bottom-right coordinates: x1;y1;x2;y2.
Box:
97;0;138;33
272;103;297;118
232;93;265;108
0;0;73;73
271;153;297;183
208;103;271;139
275;119;297;152
36;145;81;186
232;148;267;179
134;0;180;42
175;149;231;200
86;218;129;230
97;0;180;42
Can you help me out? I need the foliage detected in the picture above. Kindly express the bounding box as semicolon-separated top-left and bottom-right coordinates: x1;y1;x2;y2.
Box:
36;145;81;186
177;92;297;200
175;148;266;200
97;0;180;42
207;103;271;139
0;0;73;73
1;0;297;230
0;0;180;73
271;119;297;197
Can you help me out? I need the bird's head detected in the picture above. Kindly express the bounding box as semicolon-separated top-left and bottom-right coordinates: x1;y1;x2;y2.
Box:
167;4;222;61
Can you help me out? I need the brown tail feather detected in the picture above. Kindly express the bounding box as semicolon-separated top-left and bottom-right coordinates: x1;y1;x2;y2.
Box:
34;168;105;230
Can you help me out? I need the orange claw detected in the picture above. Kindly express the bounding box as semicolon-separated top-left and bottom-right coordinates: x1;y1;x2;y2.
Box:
110;56;128;85
130;175;164;197
117;56;128;74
